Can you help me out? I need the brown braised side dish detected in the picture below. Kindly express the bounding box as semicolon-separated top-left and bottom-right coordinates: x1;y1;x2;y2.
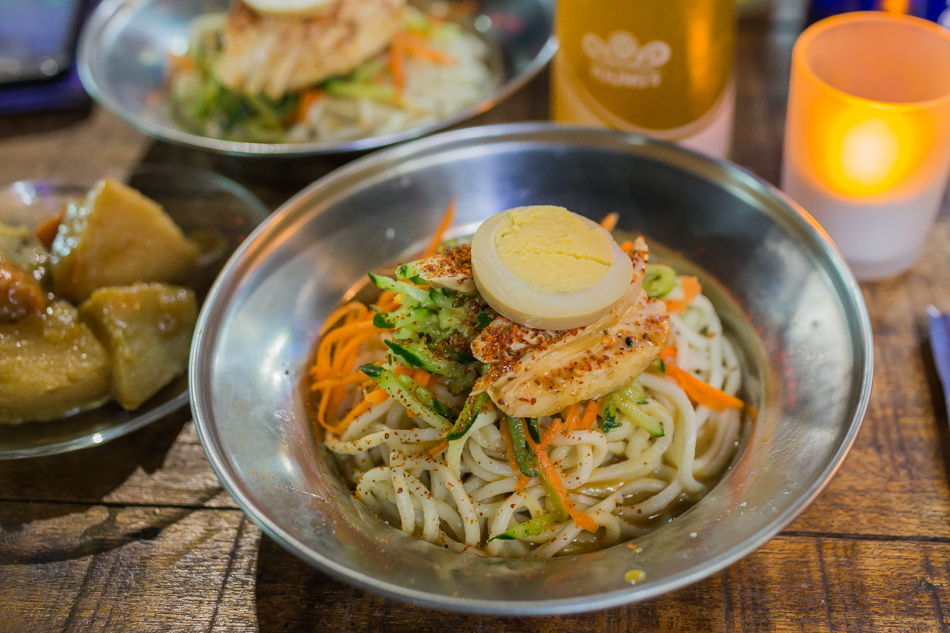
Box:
0;179;200;424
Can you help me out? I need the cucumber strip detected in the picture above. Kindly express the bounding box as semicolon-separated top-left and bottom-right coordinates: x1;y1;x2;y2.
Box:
351;58;387;83
359;364;451;432
525;418;541;444
427;288;455;309
601;405;621;433
446;392;490;441
384;340;457;375
367;273;430;304
608;395;664;438
372;313;393;329
394;262;428;285
643;263;677;298
507;416;540;478
538;475;570;520
615;379;649;406
489;511;559;541
397;374;451;418
391;307;439;338
324;81;397;104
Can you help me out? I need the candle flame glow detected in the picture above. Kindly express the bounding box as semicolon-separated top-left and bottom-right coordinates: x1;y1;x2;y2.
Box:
840;118;900;188
810;107;929;196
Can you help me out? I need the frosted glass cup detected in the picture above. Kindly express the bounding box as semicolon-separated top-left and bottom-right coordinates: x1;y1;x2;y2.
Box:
781;12;950;280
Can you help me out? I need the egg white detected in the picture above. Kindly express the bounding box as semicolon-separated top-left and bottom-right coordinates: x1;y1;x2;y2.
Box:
242;0;340;17
471;208;633;330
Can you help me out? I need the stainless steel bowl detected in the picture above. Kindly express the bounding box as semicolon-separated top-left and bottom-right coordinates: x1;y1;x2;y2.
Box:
191;124;873;614
77;0;554;157
0;165;269;459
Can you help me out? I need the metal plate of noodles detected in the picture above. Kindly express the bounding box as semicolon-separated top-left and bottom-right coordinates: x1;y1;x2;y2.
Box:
78;0;554;157
190;124;873;614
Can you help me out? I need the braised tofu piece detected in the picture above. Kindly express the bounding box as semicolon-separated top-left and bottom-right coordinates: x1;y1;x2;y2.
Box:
0;257;45;323
51;178;200;303
79;283;197;410
0;222;51;287
0;301;111;424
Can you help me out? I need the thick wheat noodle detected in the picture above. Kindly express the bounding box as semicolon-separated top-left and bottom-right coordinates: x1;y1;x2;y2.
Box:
327;281;746;556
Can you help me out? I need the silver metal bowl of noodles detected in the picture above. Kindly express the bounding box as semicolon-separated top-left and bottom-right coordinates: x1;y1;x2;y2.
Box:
190;123;873;614
77;0;554;157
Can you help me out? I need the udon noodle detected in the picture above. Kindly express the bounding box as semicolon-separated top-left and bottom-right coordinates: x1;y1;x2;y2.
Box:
308;225;745;557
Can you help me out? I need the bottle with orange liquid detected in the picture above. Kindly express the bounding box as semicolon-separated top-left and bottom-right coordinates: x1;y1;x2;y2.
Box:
551;0;736;158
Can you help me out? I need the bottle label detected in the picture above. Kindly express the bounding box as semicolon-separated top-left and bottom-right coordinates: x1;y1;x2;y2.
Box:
552;0;735;137
582;31;671;90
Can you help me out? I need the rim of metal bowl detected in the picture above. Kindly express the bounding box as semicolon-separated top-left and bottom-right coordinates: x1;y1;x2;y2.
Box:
191;123;874;614
77;0;557;158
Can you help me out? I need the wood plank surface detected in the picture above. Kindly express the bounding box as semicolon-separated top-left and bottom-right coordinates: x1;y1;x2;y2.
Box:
3;2;950;631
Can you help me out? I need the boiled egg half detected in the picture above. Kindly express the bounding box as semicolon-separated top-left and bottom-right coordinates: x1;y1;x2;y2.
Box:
471;206;633;330
242;0;341;17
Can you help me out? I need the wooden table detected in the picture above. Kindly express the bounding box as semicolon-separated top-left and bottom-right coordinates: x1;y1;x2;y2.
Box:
3;4;950;631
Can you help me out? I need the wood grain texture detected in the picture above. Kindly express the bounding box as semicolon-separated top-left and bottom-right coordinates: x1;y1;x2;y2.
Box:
3;1;950;631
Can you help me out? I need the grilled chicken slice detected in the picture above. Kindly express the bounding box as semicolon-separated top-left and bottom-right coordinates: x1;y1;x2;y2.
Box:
472;285;669;418
469;239;667;418
411;245;476;293
216;0;406;99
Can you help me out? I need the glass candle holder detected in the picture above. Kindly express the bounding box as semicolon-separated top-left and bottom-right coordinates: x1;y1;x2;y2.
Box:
781;12;950;280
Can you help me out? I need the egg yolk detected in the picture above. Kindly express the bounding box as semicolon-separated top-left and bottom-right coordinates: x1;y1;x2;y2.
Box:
494;206;615;294
471;205;634;330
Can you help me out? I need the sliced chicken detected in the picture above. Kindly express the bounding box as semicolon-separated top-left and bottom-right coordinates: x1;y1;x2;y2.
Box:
216;0;406;99
471;285;669;418
412;245;476;293
469;239;667;418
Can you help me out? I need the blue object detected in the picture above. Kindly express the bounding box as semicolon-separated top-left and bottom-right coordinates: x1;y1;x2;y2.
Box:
928;306;950;423
808;0;950;26
0;0;98;114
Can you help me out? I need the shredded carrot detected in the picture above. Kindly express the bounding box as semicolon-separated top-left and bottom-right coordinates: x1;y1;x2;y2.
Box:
319;302;370;336
501;420;532;492
376;290;400;312
515;472;531;493
364;388;389;405
412;368;433;388
310;374;370;391
619;240;634;253
746;405;758;420
35;210;64;251
422;198;457;257
666;363;744;412
314;321;375;380
310;301;381;432
428;439;450;456
333;330;377;370
393;364;413;376
295;89;324;123
575;400;600;431
529;441;598;533
403;33;456;65
562;404;580;433
658;343;743;412
328;399;373;434
167;52;195;72
536;417;564;451
664;276;701;313
661;344;677;366
389;33;406;96
600;212;619;232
